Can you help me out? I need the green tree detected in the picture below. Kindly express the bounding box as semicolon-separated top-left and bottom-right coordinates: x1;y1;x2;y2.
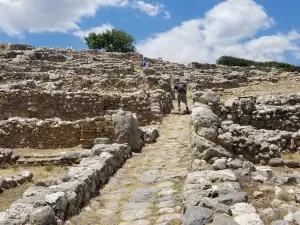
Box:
84;29;136;53
216;55;300;72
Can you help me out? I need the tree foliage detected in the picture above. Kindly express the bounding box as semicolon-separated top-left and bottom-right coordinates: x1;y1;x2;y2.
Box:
216;56;300;72
84;29;136;53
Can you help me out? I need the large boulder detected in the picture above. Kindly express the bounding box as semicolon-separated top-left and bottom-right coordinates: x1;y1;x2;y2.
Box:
112;110;143;151
191;106;221;137
199;90;221;105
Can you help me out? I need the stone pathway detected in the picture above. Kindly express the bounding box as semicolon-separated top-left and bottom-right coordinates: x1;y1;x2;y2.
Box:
70;111;192;225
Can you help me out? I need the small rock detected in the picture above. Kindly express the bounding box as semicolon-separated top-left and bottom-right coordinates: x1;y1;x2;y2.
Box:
253;191;264;199
269;158;284;167
212;159;227;170
227;159;243;169
35;177;58;187
215;192;248;206
284;160;300;168
158;207;175;214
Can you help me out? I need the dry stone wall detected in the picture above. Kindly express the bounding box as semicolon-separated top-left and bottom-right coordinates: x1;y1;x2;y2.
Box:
0;143;132;225
184;103;265;224
219;123;300;166
0;90;115;120
0;89;171;123
0;110;142;150
221;96;300;131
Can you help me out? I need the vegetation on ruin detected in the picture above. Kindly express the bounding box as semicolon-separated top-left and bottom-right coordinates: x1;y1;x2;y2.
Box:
217;55;300;72
84;29;136;53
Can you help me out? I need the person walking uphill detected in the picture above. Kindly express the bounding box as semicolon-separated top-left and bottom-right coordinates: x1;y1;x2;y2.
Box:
174;80;190;113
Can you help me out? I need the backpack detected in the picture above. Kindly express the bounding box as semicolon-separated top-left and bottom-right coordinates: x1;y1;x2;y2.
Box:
176;82;186;93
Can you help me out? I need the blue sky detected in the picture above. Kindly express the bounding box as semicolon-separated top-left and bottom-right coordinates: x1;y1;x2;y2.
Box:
0;0;299;65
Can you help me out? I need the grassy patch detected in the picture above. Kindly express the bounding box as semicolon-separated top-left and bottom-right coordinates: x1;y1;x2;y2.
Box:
0;183;32;211
0;165;69;211
221;80;300;100
44;165;54;172
261;209;288;225
282;153;300;161
169;219;183;225
278;188;294;202
241;182;275;209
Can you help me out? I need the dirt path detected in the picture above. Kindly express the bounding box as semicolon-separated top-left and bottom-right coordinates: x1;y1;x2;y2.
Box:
70;107;192;225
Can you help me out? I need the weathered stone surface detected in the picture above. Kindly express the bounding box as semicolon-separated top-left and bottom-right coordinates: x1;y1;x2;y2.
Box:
94;138;112;145
230;203;256;217
183;206;213;225
215;192;248;206
30;206;56;225
234;213;264;225
140;126;159;143
213;213;238;225
112;110;143;151
269;158;284;167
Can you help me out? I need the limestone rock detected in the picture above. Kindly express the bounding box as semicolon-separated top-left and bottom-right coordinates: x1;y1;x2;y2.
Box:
112;110;142;151
30;206;56;225
140;126;159;143
183;206;213;225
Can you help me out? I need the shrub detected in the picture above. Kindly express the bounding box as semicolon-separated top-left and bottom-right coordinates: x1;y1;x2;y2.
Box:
216;56;300;73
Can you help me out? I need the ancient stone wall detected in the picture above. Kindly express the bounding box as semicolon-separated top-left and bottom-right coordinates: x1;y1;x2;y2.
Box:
220;96;300;131
184;103;264;224
0;90;172;125
0;143;132;224
0;117;85;149
219;123;300;166
0;109;144;150
0;90;118;120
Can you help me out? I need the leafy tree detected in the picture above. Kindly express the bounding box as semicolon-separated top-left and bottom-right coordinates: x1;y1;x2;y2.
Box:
84;29;136;53
216;56;300;72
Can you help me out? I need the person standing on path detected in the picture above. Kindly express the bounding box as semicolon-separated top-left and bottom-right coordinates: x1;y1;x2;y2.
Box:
174;80;189;112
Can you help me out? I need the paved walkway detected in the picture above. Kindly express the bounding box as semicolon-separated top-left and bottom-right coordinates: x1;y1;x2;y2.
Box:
70;109;192;225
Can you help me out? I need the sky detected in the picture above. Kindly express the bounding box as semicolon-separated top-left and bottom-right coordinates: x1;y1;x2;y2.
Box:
0;0;299;65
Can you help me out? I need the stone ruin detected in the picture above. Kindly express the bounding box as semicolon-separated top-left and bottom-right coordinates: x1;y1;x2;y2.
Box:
1;43;300;225
183;65;300;224
0;43;173;224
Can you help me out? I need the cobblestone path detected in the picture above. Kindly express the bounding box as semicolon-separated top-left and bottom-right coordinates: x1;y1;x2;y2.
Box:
70;110;192;225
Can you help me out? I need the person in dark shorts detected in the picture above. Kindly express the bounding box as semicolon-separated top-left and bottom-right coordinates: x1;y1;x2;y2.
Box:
174;80;189;112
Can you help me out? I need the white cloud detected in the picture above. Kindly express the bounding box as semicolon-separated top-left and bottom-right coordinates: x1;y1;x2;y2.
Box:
137;0;300;64
0;0;127;36
164;10;171;20
132;1;163;17
0;0;168;37
131;1;170;18
73;24;114;39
